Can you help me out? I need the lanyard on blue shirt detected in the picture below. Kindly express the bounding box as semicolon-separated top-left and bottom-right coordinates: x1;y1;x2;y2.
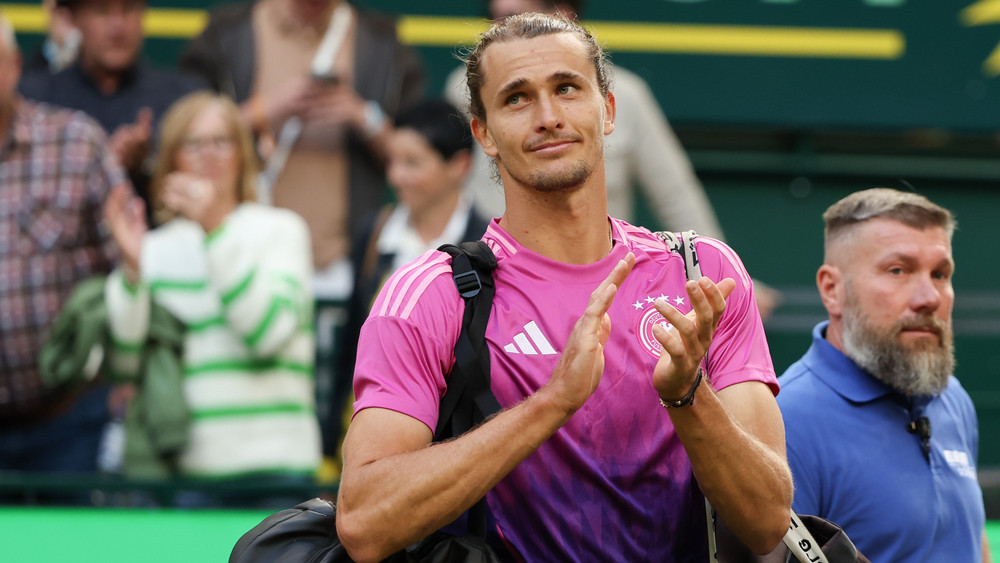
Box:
908;395;933;460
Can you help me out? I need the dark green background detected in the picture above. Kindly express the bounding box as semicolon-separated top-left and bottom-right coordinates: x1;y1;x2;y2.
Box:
13;0;1000;465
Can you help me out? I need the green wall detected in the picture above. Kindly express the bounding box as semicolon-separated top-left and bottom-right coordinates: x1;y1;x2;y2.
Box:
357;0;1000;132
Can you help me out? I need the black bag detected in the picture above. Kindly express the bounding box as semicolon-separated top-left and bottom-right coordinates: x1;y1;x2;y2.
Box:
229;498;500;563
230;242;505;563
713;511;870;563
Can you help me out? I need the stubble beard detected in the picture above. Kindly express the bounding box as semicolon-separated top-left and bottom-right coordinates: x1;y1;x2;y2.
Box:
526;159;593;192
496;131;602;193
840;285;955;396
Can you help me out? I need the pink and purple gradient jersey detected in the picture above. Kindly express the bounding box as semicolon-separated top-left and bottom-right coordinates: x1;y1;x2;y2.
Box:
353;217;777;562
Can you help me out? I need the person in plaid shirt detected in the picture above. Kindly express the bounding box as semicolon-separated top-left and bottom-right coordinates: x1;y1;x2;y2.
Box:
0;12;128;483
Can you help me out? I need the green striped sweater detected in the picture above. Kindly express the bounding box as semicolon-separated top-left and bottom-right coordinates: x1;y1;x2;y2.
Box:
105;203;320;479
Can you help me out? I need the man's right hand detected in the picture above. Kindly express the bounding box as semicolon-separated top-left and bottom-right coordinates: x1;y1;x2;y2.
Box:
541;253;635;417
109;108;152;172
248;77;313;127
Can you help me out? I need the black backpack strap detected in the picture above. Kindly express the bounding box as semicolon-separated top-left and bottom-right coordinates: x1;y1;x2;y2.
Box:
435;241;503;540
435;241;502;442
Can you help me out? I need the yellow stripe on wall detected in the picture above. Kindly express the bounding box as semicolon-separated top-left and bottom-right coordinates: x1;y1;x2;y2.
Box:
586;22;904;59
399;16;904;59
5;5;207;38
4;4;49;31
4;4;904;60
961;0;1000;26
141;8;208;38
397;15;491;47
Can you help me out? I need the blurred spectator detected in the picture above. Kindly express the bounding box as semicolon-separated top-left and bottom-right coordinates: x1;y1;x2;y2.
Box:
446;0;783;320
103;91;320;507
179;0;424;301
179;0;425;457
328;99;487;463
19;0;204;221
24;0;80;74
0;10;126;491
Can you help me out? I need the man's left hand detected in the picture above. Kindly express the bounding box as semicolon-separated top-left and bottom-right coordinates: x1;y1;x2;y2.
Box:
651;276;736;399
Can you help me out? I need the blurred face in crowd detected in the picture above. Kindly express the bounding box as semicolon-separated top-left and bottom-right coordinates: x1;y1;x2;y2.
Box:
490;0;553;20
290;0;339;22
71;0;144;75
387;128;469;217
826;218;955;395
471;32;614;195
174;102;241;204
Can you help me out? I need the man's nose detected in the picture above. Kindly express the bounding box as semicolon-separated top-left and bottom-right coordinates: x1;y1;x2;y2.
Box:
535;95;563;131
910;274;943;314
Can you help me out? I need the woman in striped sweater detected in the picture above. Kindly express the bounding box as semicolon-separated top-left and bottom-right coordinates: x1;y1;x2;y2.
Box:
103;91;320;506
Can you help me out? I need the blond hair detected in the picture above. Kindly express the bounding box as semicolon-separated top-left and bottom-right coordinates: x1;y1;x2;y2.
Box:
150;91;258;224
823;187;955;261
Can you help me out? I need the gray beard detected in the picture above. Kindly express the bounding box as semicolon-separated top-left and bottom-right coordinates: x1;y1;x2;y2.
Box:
840;292;954;396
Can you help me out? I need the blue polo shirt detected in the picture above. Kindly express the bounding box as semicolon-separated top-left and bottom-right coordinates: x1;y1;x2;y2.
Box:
778;322;984;563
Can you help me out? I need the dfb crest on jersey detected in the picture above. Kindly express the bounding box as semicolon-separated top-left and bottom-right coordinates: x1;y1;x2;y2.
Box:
633;294;690;359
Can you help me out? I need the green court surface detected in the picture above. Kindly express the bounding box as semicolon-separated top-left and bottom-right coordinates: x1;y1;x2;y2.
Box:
0;507;273;562
0;507;997;561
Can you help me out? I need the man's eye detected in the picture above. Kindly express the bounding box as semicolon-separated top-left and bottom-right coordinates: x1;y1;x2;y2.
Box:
557;84;574;94
506;94;522;105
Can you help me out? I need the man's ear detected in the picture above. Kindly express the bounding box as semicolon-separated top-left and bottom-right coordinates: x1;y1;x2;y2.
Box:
817;264;844;317
603;90;616;136
471;117;498;158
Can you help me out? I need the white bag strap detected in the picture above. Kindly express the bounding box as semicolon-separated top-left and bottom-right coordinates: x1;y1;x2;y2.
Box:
655;229;702;281
659;230;829;563
783;511;831;563
706;497;719;561
705;502;830;563
656;228;709;373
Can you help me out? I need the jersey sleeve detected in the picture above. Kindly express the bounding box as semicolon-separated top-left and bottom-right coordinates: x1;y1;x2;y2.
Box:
693;237;778;395
351;251;466;432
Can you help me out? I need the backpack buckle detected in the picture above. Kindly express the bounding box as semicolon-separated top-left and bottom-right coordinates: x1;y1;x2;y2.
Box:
454;270;482;298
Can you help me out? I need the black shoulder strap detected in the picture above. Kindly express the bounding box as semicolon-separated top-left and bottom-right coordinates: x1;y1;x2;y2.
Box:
435;240;502;540
435;241;502;442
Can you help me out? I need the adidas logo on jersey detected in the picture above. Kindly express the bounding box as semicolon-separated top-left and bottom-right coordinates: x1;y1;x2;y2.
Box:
503;321;557;355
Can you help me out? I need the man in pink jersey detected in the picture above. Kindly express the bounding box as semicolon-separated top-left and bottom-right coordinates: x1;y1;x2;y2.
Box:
336;13;793;562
